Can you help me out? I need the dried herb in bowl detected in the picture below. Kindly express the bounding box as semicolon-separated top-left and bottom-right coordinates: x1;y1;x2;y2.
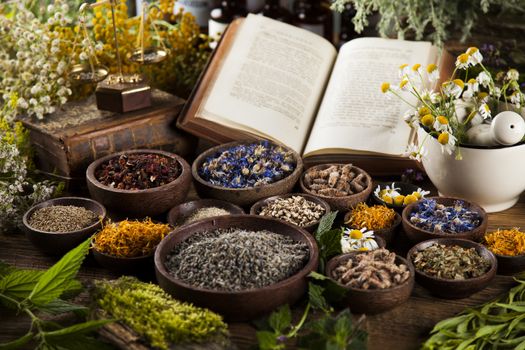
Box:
345;203;396;230
258;196;326;227
484;228;525;256
409;199;481;234
28;205;98;232
95;153;181;190
303;164;368;197
93;218;171;258
198;141;296;188
412;244;491;280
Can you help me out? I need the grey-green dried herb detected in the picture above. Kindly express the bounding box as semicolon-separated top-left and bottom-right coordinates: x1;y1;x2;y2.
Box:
412;244;490;280
182;207;231;225
165;228;309;292
258;196;325;227
332;248;410;289
28;205;98;232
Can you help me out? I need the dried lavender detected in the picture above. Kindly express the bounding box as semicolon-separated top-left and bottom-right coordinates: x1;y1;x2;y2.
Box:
95;153;180;190
182;207;231;225
412;244;491;280
331;249;410;290
198;141;296;188
258;196;325;227
28;205;97;232
165;228;309;291
409;199;481;234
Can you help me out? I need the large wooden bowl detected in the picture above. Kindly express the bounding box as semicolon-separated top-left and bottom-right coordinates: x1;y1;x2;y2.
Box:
22;197;105;255
154;215;319;321
326;252;414;314
249;193;330;233
299;164;373;212
167;199;244;226
407;238;497;299
402;197;488;244
191;141;303;207
86;149;191;217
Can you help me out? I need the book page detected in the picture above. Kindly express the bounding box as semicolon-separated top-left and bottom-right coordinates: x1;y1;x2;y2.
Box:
303;38;438;157
198;14;337;153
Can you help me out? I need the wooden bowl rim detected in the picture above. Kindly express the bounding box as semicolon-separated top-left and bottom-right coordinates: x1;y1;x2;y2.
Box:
299;163;373;200
249;193;330;229
86;149;190;194
407;238;497;283
326;251;415;294
167;199;245;226
372;181;424;208
344;208;401;233
401;196;487;237
154;214;319;296
22;196;106;235
191;140;303;192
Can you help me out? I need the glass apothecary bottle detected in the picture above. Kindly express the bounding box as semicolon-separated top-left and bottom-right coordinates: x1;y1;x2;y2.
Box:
259;0;291;23
209;0;246;48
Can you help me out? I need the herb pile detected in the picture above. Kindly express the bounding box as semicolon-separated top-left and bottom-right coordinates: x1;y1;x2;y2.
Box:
345;203;396;230
484;228;525;256
303;164;368;197
258;196;326;227
409;199;481;234
28;205;98;232
0;238;111;349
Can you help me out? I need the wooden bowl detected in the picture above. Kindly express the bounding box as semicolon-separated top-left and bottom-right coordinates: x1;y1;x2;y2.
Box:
154;215;319;321
22;197;105;255
372;181;426;213
344;210;401;245
249;193;330;233
402;197;488;244
493;253;525;275
91;247;154;273
299;164;373;212
167;199;245;226
191;141;303;207
325;252;414;314
407;238;497;299
86;149;191;217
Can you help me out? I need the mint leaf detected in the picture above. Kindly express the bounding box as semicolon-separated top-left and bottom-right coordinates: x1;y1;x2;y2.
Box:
309;271;329;281
256;331;281;350
308;272;347;305
42;319;112;338
28;238;90;307
308;283;331;313
268;304;292;334
36;299;88;316
319;229;343;260
60;279;83;299
0;332;34;350
333;310;353;347
315;211;338;241
0;270;44;300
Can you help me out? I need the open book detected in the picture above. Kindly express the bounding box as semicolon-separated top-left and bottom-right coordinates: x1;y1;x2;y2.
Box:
178;14;452;175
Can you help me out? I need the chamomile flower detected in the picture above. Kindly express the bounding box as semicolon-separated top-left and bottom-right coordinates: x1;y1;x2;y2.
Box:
510;91;522;108
410;63;424;79
404;143;427;161
466;47;483;65
420;90;440;104
433;115;451;132
341;227;379;253
437;132;457;155
492;86;502;99
398;78;410;91
403;110;419;127
413;188;430;199
420;114;435;127
462;78;479;99
479;103;491;119
399;63;410;78
426;63;439;82
442;80;464;99
476;71;491;88
506;69;519;81
455;53;470;69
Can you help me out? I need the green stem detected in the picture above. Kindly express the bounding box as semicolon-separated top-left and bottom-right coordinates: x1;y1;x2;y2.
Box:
287;303;311;338
0;293;22;311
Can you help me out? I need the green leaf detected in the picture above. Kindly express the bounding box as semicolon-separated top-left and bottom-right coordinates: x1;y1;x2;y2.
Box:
474;324;506;338
268;305;292;334
59;279;83;299
0;270;44;300
36;299;88;316
319;229;343;261
431;314;471;333
256;331;280;350
308;272;347;304
0;261;14;278
333;310;353;346
309;271;329;281
42;319;112;338
308;282;331;313
0;333;34;350
28;238;90;306
315;211;338;241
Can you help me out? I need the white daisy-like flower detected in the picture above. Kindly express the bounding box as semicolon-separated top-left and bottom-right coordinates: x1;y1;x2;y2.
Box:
438;132;457;155
404;143;427;161
403;110;419;127
433;115;451;132
510;91;522;108
492;86;502;99
341;227;379;253
466;47;483;65
442;80;464;99
462;79;479;99
506;69;519;81
476;71;491;88
414;188;430;199
479;103;491;119
455;53;470;69
409;63;424;78
399;63;410;78
420;90;440;104
426;63;439;83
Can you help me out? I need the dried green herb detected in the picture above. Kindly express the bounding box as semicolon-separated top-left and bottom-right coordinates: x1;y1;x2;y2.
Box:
423;273;525;350
412;244;490;280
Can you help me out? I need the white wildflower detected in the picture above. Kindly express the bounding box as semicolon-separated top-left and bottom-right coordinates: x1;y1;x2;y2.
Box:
476;71;491;88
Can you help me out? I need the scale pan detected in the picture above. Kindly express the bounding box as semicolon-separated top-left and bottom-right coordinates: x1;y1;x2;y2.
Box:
69;64;109;84
128;47;168;64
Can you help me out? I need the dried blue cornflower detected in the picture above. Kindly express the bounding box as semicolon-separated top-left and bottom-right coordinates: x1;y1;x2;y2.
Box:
409;199;481;234
199;141;296;188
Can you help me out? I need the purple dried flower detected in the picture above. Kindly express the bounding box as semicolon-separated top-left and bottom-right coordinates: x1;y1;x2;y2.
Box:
409;199;481;234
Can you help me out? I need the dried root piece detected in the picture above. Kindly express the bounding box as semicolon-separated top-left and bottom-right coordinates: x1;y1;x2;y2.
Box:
304;164;368;196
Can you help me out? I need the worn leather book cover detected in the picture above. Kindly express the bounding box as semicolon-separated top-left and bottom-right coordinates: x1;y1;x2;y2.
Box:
22;90;196;184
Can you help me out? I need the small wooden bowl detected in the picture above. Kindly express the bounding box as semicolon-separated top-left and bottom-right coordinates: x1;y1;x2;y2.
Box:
167;199;245;226
372;182;426;213
402;197;488;244
326;252;414;314
91;247;154;273
299;164;373;212
154;215;319;321
22;197;105;255
191;141;303;207
344;210;401;245
86;149;191;217
407;238;497;299
249;193;330;233
493;254;525;275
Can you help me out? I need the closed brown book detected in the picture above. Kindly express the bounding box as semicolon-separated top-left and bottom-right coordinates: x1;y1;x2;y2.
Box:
178;15;453;175
22;90;196;185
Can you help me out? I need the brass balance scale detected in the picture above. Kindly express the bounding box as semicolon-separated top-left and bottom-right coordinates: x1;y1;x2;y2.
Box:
69;0;169;113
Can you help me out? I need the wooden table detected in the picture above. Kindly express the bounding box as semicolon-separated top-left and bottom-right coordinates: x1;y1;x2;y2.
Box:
1;190;524;350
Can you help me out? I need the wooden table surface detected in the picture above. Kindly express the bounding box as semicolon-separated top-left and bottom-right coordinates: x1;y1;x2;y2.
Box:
1;189;524;350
